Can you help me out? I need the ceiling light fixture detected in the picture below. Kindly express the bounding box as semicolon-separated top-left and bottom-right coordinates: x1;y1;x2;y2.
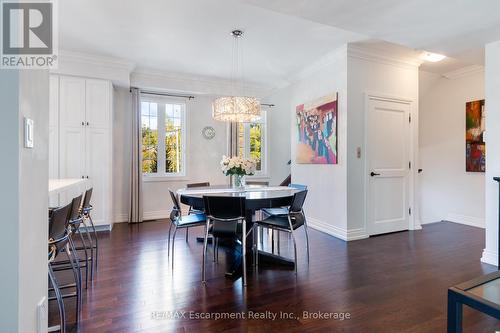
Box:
212;29;261;123
421;51;446;62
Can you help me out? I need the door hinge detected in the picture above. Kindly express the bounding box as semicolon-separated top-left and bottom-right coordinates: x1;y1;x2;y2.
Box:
409;207;412;215
409;114;411;123
409;161;411;169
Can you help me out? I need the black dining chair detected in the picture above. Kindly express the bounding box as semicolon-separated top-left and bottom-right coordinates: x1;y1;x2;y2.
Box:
184;182;210;241
260;184;308;253
253;190;309;274
168;190;207;270
202;195;249;285
48;202;81;331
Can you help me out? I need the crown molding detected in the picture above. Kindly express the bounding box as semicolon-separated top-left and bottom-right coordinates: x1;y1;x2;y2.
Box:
441;65;484;80
131;67;274;97
52;50;136;86
347;44;423;70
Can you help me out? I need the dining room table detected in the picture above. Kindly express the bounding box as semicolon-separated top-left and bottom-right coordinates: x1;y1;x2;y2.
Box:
177;184;300;269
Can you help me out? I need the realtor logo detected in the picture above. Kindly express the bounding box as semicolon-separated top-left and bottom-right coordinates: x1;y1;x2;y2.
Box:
1;0;58;68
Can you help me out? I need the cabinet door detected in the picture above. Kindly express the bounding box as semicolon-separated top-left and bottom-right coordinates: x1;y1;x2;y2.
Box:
86;127;109;226
86;79;110;129
60;76;86;128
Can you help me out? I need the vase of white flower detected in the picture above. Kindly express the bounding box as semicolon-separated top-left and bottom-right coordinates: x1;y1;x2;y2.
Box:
220;155;256;188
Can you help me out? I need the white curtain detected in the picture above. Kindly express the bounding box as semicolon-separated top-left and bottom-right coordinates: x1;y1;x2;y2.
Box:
129;88;143;223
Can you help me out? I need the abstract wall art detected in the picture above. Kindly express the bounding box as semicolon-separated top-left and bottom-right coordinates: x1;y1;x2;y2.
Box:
465;99;485;172
295;93;338;164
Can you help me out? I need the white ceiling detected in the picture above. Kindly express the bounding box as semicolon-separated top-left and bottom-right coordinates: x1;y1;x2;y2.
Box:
60;0;500;88
59;0;365;89
240;0;500;66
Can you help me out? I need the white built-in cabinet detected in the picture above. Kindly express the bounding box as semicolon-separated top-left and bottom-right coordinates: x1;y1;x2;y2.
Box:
49;74;113;227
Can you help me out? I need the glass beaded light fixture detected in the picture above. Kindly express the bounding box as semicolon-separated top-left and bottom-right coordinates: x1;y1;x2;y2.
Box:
212;29;261;123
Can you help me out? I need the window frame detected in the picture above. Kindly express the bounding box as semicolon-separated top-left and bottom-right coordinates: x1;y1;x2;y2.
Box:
238;110;268;178
140;95;188;181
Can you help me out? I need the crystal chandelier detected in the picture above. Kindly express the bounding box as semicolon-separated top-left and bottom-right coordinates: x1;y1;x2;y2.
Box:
212;30;261;123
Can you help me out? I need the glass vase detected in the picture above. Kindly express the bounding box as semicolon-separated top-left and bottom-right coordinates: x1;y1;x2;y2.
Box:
233;174;245;188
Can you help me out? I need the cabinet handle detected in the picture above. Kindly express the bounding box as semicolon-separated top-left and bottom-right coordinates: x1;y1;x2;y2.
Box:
81;121;84;126
86;176;89;179
86;122;89;126
81;176;84;179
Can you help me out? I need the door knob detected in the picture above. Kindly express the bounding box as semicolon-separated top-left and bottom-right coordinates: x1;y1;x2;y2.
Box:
370;172;380;177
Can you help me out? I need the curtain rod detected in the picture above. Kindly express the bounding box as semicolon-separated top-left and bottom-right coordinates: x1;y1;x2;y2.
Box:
131;88;195;100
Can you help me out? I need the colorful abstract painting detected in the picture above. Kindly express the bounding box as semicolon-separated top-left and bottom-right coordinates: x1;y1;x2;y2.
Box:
466;99;485;172
295;93;338;164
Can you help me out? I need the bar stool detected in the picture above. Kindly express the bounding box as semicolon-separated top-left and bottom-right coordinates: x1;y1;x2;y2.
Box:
81;188;98;272
48;202;81;332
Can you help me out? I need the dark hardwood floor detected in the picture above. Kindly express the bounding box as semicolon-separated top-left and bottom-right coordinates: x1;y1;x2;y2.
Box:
50;221;500;332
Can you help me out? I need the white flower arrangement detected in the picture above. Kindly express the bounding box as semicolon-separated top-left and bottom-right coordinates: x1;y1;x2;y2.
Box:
220;155;257;176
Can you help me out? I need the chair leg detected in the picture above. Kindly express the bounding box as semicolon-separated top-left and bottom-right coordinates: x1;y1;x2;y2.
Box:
171;226;178;270
77;230;90;289
213;237;217;262
303;224;310;263
167;222;173;257
253;225;258;268
202;221;210;284
185;227;189;242
259;226;263;248
271;229;275;254
48;264;66;333
242;218;247;287
65;243;80;323
290;229;298;275
87;214;98;272
277;230;281;255
216;238;219;262
81;220;94;280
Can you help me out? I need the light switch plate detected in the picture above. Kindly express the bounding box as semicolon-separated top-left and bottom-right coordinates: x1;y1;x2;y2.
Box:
24;117;34;148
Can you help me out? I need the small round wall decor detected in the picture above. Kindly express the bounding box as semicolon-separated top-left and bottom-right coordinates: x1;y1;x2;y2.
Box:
202;126;216;140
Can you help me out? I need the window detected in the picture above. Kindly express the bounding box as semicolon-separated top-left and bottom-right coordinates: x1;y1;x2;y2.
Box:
141;96;186;179
238;110;267;176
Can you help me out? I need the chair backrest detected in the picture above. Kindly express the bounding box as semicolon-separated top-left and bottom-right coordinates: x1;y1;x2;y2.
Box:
186;182;210;188
246;181;269;186
203;195;245;220
169;189;182;211
69;194;83;221
49;203;71;242
289;190;308;213
289;183;307;191
82;187;93;208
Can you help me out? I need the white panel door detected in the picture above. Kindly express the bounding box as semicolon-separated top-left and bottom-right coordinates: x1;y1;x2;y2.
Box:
85;79;110;129
59;76;86;128
86;127;109;226
367;97;411;235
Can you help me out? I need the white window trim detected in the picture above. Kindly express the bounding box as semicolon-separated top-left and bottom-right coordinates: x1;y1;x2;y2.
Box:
141;95;188;182
240;110;268;178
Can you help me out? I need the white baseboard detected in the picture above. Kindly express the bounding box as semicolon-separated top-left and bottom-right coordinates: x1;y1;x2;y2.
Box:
143;210;170;221
78;224;112;233
445;213;485;229
114;213;128;223
481;248;498;267
307;216;368;241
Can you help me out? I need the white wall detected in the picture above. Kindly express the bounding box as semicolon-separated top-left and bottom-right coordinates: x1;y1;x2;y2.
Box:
263;89;291;186
419;70;485;227
0;69;49;332
265;46;349;237
482;40;500;266
347;52;420;237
